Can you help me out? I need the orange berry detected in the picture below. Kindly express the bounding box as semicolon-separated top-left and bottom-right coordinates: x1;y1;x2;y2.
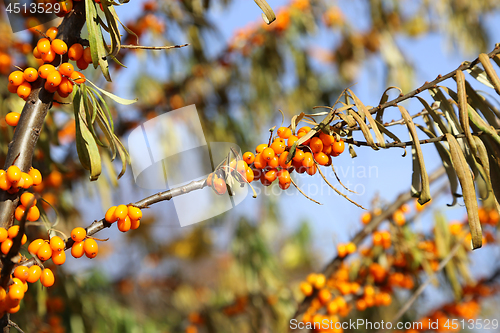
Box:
1;239;12;255
243;152;255;165
279;181;291;190
245;168;254;182
400;203;411;214
28;239;45;255
287;135;299;148
49;236;65;252
300;282;313;296
7;225;19;239
8;71;24;86
6;166;21;184
76;57;89;70
46;70;62;87
37;242;52;261
13;266;29;282
51;250;66;265
130;218;141;230
306;164;317;176
319;132;335;146
105;206;117;223
40;268;55;287
117;216;131;232
277;127;292;139
270;140;285;155
331;140;345;156
361;212;371;224
253;153;267;169
37;38;51;55
214;178;227;195
0;228;7;243
27;206;40;222
309;137;323;153
71;241;85;258
356;299;367;311
265;169;278;183
314;152;329;165
46;27;58;39
33;47;41;59
20;173;33;189
27;265;42;283
58;62;74;76
83;46;92;63
83;238;98;258
71;227;86;242
298;126;311;134
235;160;247;179
302;152;314;168
292;149;305;162
327;301;339;315
68;43;84;61
255;143;268;153
20;192;36;207
5;112;20;127
38;64;56;79
261;147;275;161
277;169;291;184
57;77;74;95
114;205;128;220
22;68;38;83
337;243;347;258
51;39;67;55
21;234;27;245
17;82;31;99
7;83;18;94
41;48;56;63
29;168;42;186
70;71;85;83
346;242;356;254
8;285;24;301
313;274;326;289
318;289;331;304
393;209;406;226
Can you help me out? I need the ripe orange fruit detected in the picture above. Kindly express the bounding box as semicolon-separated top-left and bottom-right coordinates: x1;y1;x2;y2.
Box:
58;62;74;76
306;164;317;176
20;192;36;207
38;64;56;79
309;137;323;153
393;209;405;226
313;274;326;289
7;225;19;239
27;206;40;222
245;168;254;182
302;152;314;168
83;238;98;258
51;250;66;265
255;143;268;154
20;173;33;189
37;242;52;261
361;212;372;224
278;152;292;169
346;242;356;254
287;135;299;148
1;239;12;255
41;48;56;63
264;169;278;183
71;227;86;242
105;206;117;223
114;205;128;220
83;46;92;63
76;57;89;70
51;39;67;55
7;83;18;94
277;169;290;184
33;47;41;59
13;266;29;282
28;239;45;255
319;132;335;146
261;147;275;161
0;228;7;243
40;268;55;287
214;178;227;195
23;67;38;82
331;140;345;156
5;112;20;127
253;153;267;169
292;149;305;162
46;70;62;87
270;140;285;155
27;265;42;283
299;281;313;296
6;166;21;183
277;127;292;139
117;216;131;232
337;243;347;258
37;38;51;55
8;285;24;301
17;82;31;99
70;71;85;83
29;168;42;186
130;218;141;230
243;152;255;164
71;241;85;258
68;43;84;61
49;236;65;252
318;289;331;304
46;27;58;39
314;152;329;166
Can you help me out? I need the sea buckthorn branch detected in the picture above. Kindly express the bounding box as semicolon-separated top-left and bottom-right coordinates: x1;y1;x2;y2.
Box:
332;43;500;131
0;1;87;228
15;179;207;270
118;43;190;50
289;167;446;331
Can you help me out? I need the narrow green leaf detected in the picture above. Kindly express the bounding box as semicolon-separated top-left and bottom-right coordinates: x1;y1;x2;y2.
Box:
254;0;276;24
349;89;386;148
376;86;402;122
456;70;478;156
85;0;111;81
466;65;496;89
349;109;378;149
446;133;482;249
86;79;138;105
429;88;462;135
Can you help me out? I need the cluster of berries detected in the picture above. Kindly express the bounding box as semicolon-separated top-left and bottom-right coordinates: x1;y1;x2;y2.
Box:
0;166;42;194
207;126;346;194
6;26;87;103
28;236;66;265
105;204;143;232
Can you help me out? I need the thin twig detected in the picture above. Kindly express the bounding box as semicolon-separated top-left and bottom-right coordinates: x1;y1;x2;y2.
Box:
290;178;322;205
119;43;190;50
331;164;357;193
8;320;25;333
